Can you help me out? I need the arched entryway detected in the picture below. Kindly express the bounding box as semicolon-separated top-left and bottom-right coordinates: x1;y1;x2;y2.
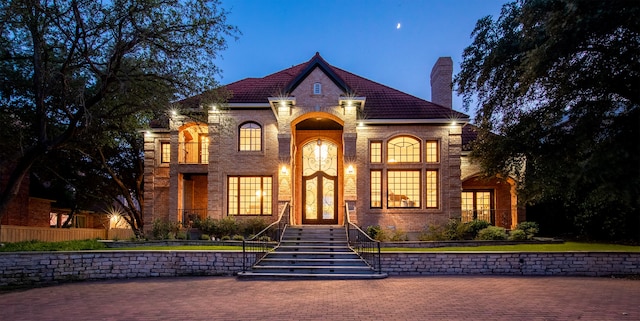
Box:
292;112;344;225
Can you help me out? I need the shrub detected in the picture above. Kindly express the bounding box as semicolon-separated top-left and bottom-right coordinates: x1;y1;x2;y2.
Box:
418;225;446;241
200;234;211;240
176;231;187;240
151;218;171;240
240;217;269;236
217;217;239;237
390;229;408;241
195;217;219;237
231;234;244;241
508;229;528;241
366;225;382;239
477;226;507;240
221;235;231;241
466;220;491;238
516;221;539;239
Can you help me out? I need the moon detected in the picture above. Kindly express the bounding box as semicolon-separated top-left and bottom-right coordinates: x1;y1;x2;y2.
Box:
396;23;401;29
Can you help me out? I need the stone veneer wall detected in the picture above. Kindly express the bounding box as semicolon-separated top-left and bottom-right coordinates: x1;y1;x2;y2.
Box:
1;251;638;286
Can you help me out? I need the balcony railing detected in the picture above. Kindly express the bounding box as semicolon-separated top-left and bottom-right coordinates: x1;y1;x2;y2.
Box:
345;202;383;274
180;208;207;225
178;142;208;164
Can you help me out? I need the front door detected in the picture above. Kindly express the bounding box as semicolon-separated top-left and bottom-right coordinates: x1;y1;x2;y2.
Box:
301;139;338;224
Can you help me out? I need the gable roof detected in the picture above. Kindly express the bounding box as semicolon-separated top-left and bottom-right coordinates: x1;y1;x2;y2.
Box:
184;53;469;121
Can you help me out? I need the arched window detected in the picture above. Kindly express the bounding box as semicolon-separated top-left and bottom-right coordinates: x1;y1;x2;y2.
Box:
313;82;322;95
387;136;420;163
239;122;261;151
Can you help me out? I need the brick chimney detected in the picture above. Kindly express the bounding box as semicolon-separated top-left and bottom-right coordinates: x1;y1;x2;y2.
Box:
430;57;453;109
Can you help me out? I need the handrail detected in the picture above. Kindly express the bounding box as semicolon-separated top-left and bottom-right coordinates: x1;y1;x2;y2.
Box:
344;202;383;274
241;202;290;272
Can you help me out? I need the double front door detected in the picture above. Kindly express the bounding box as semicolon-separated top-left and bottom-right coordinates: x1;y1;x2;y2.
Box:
301;139;338;224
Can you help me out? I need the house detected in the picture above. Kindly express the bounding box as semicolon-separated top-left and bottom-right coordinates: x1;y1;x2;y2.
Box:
142;53;525;237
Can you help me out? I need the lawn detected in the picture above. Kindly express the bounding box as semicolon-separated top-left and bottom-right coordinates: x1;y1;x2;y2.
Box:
382;242;640;252
1;240;638;252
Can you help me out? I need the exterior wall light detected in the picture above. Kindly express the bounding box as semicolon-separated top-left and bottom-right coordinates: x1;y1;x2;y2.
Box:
346;164;355;175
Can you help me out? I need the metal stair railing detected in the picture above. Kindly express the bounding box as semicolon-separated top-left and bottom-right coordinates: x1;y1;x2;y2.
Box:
344;202;383;274
241;202;290;272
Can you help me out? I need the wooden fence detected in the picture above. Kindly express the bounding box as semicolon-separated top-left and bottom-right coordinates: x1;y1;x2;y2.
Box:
0;225;134;243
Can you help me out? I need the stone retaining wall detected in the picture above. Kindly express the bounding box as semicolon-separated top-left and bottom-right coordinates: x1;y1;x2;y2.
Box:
381;252;640;276
1;251;638;286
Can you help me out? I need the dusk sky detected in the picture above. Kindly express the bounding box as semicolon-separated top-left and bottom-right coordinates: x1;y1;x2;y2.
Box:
216;0;507;113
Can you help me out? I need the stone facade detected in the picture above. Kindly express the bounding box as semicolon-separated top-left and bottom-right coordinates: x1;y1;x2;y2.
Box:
143;54;524;236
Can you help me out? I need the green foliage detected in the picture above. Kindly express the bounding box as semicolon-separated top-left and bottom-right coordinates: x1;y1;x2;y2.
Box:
194;217;219;238
200;234;211;241
455;0;640;241
220;235;231;241
0;239;106;252
366;225;388;241
151;219;182;240
240;218;269;235
231;234;244;241
516;221;539;239
217;217;239;238
477;227;508;241
508;229;528;241
0;0;239;230
389;229;408;242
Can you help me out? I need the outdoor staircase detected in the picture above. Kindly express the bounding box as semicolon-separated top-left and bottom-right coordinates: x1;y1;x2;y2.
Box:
237;225;387;279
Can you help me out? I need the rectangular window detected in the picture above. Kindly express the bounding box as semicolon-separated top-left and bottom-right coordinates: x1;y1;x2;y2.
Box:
461;191;493;223
370;170;382;208
425;141;438;163
425;170;438;208
370;141;382;163
161;142;171;163
387;171;420;208
228;176;272;215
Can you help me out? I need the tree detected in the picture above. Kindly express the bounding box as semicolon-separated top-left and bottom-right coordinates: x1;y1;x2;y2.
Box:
0;0;239;229
455;0;639;241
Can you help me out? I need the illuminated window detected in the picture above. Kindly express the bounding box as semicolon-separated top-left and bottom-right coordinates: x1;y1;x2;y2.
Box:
239;122;261;151
228;176;272;215
161;142;171;163
387;171;420;208
313;82;322;95
370;170;382;208
425;141;438;163
199;134;209;164
370;141;382;163
461;191;493;223
425;170;438;208
387;136;420;163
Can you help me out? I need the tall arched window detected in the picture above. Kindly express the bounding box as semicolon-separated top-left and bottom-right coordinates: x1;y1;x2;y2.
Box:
239;122;261;151
387;136;420;163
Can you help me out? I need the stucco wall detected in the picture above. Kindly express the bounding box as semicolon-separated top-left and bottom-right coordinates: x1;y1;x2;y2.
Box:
1;251;638;286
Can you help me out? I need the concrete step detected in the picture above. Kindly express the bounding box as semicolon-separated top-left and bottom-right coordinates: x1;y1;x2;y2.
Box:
239;225;387;279
237;271;388;280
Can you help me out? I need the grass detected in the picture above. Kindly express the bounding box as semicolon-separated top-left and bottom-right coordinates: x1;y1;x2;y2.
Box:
111;245;243;251
382;242;640;252
1;240;638;252
0;239;106;252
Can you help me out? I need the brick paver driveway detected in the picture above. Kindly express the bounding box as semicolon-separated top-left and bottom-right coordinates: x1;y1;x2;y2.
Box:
1;276;639;320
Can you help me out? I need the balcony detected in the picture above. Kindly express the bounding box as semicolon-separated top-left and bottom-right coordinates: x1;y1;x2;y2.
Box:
180;208;207;225
178;142;208;164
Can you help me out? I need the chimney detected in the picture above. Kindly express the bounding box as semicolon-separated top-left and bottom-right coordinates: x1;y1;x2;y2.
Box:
430;57;453;109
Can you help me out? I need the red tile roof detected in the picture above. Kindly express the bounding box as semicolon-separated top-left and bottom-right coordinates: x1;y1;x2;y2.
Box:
185;53;469;121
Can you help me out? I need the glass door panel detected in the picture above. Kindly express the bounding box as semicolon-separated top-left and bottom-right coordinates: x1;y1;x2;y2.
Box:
302;139;338;224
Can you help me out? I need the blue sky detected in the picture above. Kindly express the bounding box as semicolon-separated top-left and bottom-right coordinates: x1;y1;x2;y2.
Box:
216;0;506;112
